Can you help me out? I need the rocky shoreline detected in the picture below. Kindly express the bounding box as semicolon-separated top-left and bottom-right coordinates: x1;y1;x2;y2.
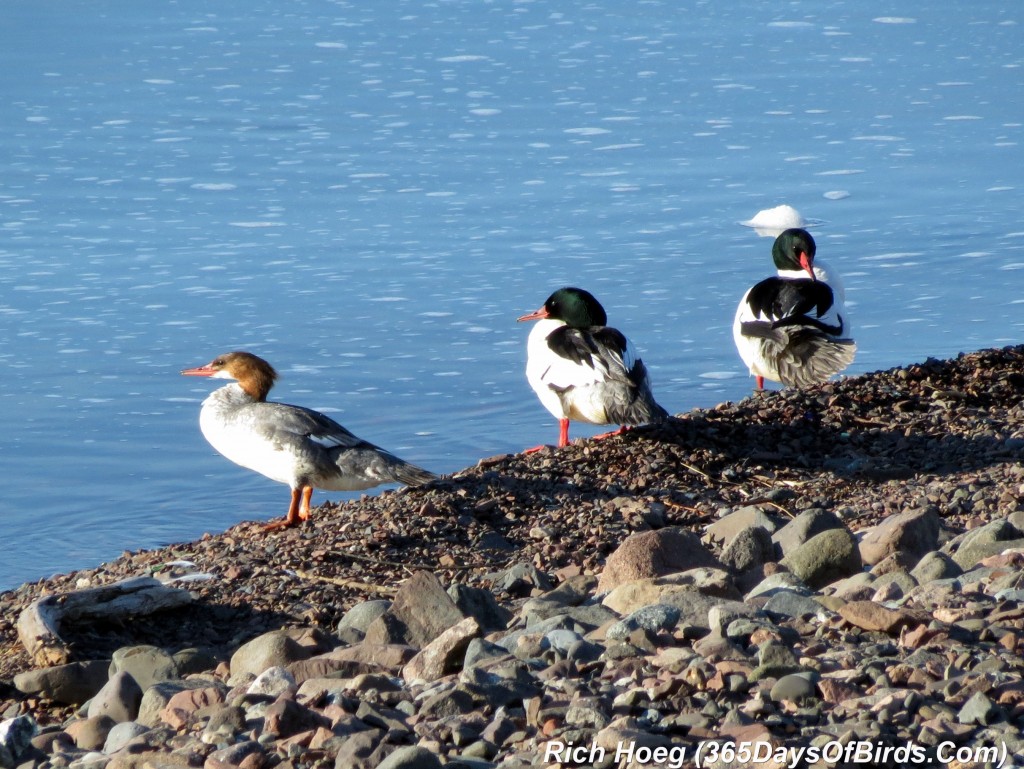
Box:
2;345;1024;769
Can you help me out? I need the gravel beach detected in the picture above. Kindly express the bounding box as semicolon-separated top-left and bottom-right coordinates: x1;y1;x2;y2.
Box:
2;345;1024;769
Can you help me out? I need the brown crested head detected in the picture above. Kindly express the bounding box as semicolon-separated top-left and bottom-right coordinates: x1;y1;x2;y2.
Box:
181;351;278;401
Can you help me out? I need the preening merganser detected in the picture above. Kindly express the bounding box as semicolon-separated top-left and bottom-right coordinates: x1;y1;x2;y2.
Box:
518;287;669;449
181;351;437;530
733;228;855;390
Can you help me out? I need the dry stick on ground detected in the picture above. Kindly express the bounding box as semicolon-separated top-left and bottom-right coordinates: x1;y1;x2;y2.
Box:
329;549;487;573
292;569;397;597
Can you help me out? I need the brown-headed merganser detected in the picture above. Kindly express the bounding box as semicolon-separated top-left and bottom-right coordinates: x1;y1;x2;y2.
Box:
517;287;669;450
733;227;855;390
181;351;437;530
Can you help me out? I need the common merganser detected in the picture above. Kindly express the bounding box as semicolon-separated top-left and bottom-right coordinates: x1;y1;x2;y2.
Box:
733;228;855;390
517;287;669;449
181;351;437;530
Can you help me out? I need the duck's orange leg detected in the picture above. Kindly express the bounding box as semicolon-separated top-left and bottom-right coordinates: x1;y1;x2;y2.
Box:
264;488;303;531
557;418;570;448
523;418;571;454
298;486;314;521
756;375;765;390
592;424;630;441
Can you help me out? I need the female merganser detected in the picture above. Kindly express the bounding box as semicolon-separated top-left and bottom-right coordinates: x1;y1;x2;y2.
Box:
181;351;437;530
733;228;855;390
517;287;669;449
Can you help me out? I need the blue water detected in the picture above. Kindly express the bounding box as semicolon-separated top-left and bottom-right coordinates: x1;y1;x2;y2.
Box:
1;1;1021;590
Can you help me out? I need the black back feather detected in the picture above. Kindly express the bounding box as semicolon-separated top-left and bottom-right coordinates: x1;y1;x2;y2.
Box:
746;276;835;322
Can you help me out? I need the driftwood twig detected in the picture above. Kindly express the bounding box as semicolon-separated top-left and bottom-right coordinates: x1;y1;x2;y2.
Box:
17;576;193;668
292;569;397;596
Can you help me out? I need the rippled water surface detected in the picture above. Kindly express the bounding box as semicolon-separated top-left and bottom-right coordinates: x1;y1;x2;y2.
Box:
1;0;1021;589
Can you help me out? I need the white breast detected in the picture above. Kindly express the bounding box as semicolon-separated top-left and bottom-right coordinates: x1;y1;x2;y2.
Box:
198;387;299;487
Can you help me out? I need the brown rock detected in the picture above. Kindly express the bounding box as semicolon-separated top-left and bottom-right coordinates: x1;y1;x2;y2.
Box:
598;527;722;593
817;677;864;704
64;715;115;751
858;507;940;566
263;697;327;738
388;571;465;647
838;601;925;634
287;656;378;685
322;643;417;674
160;685;225;728
402;616;481;683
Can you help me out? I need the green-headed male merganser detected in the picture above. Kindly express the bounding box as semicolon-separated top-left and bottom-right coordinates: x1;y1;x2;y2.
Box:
518;287;668;450
733;227;855;390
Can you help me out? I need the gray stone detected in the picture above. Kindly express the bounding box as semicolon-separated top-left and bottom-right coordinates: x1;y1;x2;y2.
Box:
706;505;780;547
707;602;767;636
334;729;389;769
951;520;1024;569
544;628;583;654
540;574;598;606
744;572;812;600
338;600;392;633
780;527;862;589
598;527;723;593
13;660;109;706
390;571;466;647
207;740;267;769
954;518;1022;551
172;646;221;676
87;671;142;723
418;687;476;719
480;707;521;746
102;721;150;754
758;640;798;671
727;617;792;643
377;745;444;769
720;525;776;571
463;638;511;669
246;665;297;698
828;571;877;601
906;578;963;608
957;691;1001;726
448;584;512;631
661;589;752;636
497;614;575;652
870;569;917;600
136;679;214;728
606;604;681;640
858;506;941;566
459;658;541;707
202;704;246;743
910;551;962;584
355;701;410;735
0;716;37;769
363;612;411;646
770;673;817;702
762;591;832;621
772;508;846;557
229;630;310;680
601;569;741;619
108;645;178;691
484;562;552;595
520;599;617;630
